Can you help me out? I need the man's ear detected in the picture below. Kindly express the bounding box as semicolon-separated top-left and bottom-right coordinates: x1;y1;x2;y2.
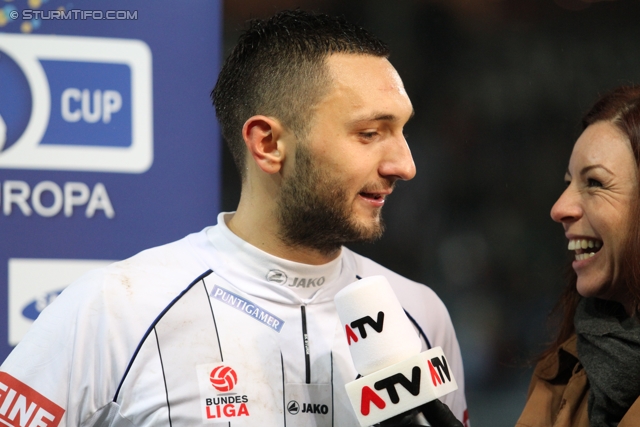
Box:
242;115;286;174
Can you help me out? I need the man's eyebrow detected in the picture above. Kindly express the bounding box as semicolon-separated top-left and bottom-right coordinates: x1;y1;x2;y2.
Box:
348;109;415;125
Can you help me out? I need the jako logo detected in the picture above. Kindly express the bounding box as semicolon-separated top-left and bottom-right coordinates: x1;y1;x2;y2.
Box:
265;270;326;288
287;400;329;416
266;269;287;284
0;33;152;173
287;400;300;415
289;276;325;288
359;357;452;416
209;366;237;392
301;403;329;415
345;311;384;345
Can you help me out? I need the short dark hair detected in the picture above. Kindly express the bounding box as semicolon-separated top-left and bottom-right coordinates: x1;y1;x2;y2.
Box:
211;10;390;179
543;85;640;359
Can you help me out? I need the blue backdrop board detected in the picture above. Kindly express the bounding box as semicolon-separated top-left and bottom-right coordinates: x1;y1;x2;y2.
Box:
0;0;222;361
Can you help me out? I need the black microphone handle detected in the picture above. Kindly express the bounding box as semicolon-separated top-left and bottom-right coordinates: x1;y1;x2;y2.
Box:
419;399;464;427
377;407;422;426
375;399;464;427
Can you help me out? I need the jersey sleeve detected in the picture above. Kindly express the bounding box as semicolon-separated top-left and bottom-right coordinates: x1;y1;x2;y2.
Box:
407;288;469;426
0;253;196;427
0;267;121;426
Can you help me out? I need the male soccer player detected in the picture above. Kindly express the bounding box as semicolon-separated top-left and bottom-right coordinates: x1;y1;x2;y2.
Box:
0;10;468;426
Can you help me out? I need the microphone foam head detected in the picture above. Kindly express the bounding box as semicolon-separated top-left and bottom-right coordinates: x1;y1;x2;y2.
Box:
334;275;422;376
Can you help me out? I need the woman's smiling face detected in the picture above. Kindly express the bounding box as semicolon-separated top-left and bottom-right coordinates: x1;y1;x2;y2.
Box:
551;121;638;304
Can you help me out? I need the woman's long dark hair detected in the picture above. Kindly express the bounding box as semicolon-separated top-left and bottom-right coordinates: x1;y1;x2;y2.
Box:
542;85;640;358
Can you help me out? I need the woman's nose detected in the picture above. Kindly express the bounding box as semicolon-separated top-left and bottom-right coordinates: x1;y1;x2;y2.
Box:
550;186;582;224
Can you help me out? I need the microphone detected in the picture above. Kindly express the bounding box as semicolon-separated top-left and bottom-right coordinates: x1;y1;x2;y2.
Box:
334;276;460;427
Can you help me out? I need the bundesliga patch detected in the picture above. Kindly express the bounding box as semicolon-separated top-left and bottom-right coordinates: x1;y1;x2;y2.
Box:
0;372;65;427
196;363;252;423
210;285;284;332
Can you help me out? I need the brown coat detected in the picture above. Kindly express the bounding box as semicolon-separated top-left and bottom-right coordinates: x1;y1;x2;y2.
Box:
516;335;640;427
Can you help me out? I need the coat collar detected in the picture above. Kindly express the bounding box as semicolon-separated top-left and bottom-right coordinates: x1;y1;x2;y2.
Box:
535;335;581;382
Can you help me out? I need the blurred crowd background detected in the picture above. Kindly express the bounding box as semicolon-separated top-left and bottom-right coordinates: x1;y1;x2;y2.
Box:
219;0;640;425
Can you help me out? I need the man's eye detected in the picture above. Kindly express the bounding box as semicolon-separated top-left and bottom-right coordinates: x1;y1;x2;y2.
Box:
587;178;602;188
360;132;378;139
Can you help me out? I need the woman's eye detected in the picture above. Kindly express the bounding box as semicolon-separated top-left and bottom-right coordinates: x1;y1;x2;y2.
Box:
587;178;603;188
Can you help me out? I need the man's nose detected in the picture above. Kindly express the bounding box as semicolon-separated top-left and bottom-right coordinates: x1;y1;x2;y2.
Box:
379;136;416;181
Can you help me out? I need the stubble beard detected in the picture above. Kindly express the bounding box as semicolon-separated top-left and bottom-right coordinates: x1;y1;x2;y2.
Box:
276;142;385;256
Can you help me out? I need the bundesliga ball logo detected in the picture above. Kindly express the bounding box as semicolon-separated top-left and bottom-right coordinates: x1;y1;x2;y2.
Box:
209;366;238;392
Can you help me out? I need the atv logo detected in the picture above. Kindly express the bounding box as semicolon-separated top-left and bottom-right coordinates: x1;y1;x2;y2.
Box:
345;311;384;345
344;347;458;426
360;357;452;415
360;367;421;414
0;33;152;173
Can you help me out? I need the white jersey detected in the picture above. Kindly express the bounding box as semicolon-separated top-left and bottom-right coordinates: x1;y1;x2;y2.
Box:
0;212;468;427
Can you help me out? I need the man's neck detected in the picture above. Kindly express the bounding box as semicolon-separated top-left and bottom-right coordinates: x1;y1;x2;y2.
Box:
226;209;341;266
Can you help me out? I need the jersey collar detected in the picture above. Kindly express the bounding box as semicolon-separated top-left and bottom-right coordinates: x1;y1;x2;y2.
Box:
201;212;358;305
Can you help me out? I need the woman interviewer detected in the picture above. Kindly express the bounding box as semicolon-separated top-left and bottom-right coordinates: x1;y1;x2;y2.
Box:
516;86;640;427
